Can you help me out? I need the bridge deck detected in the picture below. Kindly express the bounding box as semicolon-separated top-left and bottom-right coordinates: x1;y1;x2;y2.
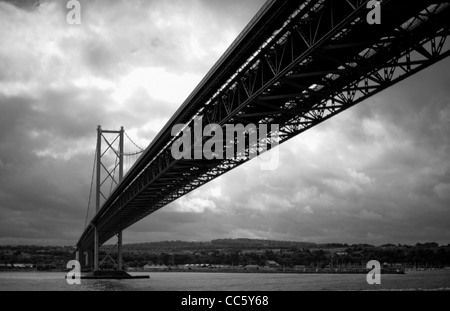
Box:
78;0;450;250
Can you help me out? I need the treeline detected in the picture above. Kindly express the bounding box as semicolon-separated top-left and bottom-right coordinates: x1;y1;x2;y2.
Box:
121;239;442;253
1;240;450;270
0;245;73;270
120;246;450;268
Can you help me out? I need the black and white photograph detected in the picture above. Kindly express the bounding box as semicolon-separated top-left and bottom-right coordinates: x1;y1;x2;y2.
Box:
1;0;450;297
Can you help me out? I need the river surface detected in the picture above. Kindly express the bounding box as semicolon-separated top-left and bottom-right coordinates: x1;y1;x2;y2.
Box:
1;270;449;291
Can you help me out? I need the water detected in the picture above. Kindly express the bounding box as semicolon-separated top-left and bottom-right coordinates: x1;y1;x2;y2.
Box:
1;271;450;291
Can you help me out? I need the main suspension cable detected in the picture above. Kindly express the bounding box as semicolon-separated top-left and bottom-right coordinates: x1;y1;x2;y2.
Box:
125;131;145;152
84;148;97;230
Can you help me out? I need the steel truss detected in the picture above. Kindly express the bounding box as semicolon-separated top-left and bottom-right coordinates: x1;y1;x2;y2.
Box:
79;0;450;250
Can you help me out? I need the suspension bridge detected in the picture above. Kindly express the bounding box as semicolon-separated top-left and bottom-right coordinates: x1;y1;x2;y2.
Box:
75;0;450;273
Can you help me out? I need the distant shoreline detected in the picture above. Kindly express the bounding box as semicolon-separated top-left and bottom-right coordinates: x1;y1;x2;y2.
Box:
128;267;407;275
1;267;408;275
3;268;450;275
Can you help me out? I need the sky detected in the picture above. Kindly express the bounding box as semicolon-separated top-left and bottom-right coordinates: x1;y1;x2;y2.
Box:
0;0;449;246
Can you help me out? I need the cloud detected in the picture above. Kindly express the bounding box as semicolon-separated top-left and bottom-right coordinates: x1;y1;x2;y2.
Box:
114;67;202;105
303;206;314;215
434;183;450;201
0;0;268;245
0;0;40;11
357;210;384;221
172;197;217;214
1;0;450;246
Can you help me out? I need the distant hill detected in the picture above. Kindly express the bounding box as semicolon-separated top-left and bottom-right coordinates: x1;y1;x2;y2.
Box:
121;238;317;252
211;238;317;249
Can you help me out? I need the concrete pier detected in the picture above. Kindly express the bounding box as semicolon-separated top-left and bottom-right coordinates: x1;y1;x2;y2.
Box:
80;270;149;280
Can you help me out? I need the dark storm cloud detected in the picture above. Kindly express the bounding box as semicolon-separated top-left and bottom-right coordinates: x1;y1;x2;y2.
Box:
0;87;156;245
0;0;269;245
1;0;449;246
0;152;93;244
0;0;40;11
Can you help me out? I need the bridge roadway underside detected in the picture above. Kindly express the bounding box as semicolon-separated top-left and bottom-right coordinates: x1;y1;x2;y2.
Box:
78;0;450;252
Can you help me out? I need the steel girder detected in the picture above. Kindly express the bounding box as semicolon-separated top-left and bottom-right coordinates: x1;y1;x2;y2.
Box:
78;0;450;250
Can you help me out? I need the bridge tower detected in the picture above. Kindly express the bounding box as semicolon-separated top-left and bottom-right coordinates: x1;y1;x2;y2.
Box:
77;126;125;272
93;125;124;272
95;125;124;271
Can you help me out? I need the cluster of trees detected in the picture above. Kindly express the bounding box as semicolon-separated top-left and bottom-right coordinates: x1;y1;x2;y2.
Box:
346;246;450;267
0;246;73;270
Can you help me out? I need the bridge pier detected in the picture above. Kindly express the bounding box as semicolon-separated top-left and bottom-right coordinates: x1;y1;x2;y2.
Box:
94;226;99;271
84;250;93;270
118;231;123;270
75;248;87;270
88;250;92;270
74;247;92;270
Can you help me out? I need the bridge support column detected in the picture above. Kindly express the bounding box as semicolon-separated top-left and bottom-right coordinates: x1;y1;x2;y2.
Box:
117;127;124;271
94;227;99;271
87;250;93;269
75;248;83;268
76;248;85;270
118;231;123;270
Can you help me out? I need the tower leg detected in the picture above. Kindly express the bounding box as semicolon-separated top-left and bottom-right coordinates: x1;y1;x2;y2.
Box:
87;251;93;269
94;227;99;271
118;231;123;271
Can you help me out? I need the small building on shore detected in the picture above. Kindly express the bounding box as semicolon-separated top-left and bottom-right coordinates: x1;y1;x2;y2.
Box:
143;264;169;271
265;260;281;268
